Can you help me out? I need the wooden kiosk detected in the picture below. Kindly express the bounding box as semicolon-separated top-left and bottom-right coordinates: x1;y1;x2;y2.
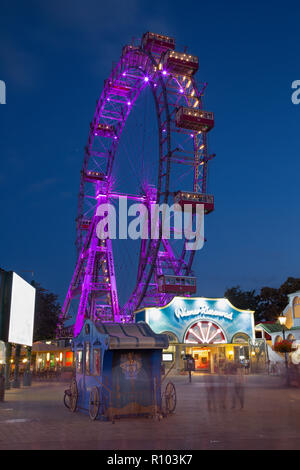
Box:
65;320;176;421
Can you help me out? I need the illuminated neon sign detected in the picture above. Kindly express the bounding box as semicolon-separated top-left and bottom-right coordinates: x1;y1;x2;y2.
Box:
174;305;233;321
135;296;255;344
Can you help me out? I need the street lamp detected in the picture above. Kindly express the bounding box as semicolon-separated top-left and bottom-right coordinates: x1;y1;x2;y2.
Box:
278;315;290;386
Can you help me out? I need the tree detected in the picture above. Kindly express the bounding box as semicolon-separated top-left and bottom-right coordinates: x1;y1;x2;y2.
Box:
32;282;61;342
224;277;300;324
256;286;286;322
224;286;260;312
257;277;300;322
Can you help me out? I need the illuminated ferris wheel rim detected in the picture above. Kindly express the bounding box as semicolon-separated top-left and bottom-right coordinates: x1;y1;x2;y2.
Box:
59;32;215;337
78;35;213;317
77;39;210;245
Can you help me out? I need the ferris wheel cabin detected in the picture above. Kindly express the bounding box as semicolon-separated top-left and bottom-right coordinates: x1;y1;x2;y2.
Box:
79;218;92;231
175;107;214;132
158;275;197;295
122;44;140;56
142;32;175;53
93;123;116;138
160;50;199;76
174;191;214;214
83;170;107;183
106;80;132;97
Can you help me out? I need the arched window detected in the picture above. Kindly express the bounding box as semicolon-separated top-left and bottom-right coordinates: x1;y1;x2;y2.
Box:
293;296;300;319
185;321;226;344
231;332;250;344
162;331;179;344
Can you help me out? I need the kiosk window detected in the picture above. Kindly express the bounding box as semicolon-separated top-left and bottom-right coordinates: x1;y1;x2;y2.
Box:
85;342;91;375
76;350;83;374
93;348;101;376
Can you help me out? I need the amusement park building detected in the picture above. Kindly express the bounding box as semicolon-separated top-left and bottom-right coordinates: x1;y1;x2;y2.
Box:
255;291;300;349
135;296;264;373
31;339;74;374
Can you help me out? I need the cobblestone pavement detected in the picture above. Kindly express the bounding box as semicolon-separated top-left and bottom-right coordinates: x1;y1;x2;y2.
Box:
0;374;299;450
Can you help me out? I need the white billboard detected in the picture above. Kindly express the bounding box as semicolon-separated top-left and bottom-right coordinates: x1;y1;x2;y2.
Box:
8;273;36;346
0;341;5;364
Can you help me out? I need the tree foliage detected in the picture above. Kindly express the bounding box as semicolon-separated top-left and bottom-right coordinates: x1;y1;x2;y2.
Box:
224;277;300;323
32;282;61;341
224;286;260;312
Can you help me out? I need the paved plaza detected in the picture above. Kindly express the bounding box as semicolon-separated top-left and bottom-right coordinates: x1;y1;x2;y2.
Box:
0;374;300;450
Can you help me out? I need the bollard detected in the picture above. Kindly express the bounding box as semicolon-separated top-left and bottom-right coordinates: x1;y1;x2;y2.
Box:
23;371;32;386
0;372;5;402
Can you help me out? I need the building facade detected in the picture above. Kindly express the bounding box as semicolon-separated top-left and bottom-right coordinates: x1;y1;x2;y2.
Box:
255;291;300;367
135;296;261;373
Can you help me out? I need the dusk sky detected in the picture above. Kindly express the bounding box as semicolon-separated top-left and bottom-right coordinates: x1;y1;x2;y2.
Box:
0;0;299;306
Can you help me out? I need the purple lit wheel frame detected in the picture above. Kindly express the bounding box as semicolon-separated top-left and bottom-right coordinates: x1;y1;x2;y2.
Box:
59;35;214;336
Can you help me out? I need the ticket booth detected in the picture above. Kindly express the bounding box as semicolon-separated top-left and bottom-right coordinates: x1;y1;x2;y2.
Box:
68;320;169;420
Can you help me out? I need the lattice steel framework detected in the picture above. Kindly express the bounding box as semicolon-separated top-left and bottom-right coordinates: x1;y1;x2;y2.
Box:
57;33;215;337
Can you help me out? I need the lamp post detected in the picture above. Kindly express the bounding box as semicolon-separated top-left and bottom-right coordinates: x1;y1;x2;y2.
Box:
278;315;290;386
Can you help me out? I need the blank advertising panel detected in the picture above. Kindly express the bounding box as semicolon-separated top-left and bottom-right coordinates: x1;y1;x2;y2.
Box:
8;273;36;346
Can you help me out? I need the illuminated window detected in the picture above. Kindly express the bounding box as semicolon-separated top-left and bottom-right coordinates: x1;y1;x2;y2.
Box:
85;342;91;375
65;351;73;367
76;350;83;374
93;349;101;376
50;353;55;367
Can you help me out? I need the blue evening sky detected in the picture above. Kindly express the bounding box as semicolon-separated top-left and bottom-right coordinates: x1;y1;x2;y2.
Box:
0;0;299;305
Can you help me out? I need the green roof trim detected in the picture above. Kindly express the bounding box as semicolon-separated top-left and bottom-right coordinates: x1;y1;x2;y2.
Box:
256;323;289;334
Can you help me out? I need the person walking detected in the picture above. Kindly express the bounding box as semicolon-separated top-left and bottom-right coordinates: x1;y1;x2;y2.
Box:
218;363;228;410
206;373;217;412
231;363;245;410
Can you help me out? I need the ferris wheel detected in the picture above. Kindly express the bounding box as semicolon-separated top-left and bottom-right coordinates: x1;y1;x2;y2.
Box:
58;32;215;337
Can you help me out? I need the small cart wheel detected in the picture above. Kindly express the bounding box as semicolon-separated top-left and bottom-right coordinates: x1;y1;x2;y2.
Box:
69;378;78;413
63;388;71;409
165;381;176;414
89;386;100;420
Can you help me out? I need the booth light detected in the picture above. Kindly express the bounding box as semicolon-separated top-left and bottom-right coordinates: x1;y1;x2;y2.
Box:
149;308;161;322
46;353;50;361
278;315;287;326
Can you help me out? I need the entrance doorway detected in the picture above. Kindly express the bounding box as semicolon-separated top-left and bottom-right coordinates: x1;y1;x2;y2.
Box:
192;349;210;372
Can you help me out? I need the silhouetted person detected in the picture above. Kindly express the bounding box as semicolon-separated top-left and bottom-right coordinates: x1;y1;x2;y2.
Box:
0;370;5;402
231;363;245;410
218;364;228;410
206;373;217;412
